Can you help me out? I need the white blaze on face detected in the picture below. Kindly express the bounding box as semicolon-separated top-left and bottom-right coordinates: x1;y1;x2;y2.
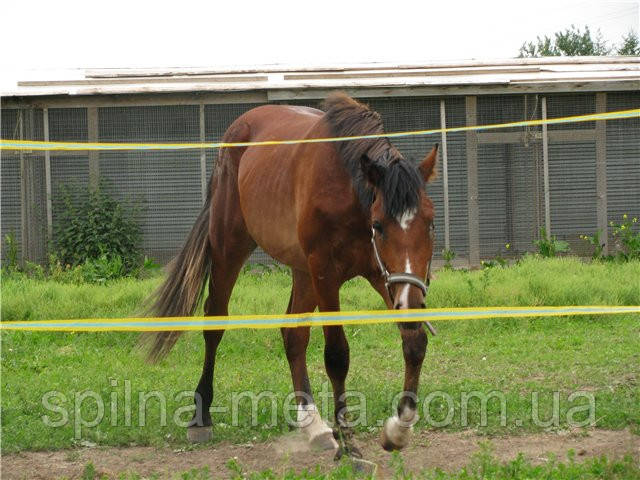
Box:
397;208;417;231
397;256;412;307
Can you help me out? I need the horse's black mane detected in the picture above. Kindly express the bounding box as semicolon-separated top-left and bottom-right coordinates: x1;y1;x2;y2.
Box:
321;93;423;218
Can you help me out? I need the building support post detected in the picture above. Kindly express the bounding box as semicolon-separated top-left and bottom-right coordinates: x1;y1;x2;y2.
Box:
595;92;608;254
465;96;479;267
440;99;450;252
199;103;207;204
43;108;53;240
541;97;551;241
19;110;28;267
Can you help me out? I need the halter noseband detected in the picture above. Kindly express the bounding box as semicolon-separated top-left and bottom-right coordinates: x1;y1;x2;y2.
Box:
370;227;430;299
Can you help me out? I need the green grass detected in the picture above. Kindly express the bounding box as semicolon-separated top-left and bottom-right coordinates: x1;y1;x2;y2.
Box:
77;451;640;479
1;256;639;453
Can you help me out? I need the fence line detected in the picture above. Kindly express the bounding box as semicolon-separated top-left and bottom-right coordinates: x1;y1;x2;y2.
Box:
1;306;638;332
3;94;639;267
1;108;638;151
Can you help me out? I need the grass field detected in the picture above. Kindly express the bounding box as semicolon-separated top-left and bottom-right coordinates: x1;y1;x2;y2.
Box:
1;257;639;466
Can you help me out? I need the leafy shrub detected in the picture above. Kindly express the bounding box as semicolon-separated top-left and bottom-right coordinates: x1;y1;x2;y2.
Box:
580;230;605;260
54;186;142;276
48;252;160;284
580;215;639;262
611;214;640;261
134;256;161;279
534;227;569;258
2;232;19;271
441;248;456;270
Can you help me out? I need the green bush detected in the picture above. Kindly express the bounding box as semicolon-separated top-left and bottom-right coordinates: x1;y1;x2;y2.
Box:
580;230;605;260
441;248;456;270
534;227;569;258
611;214;640;260
53;186;142;276
580;214;639;262
2;232;19;271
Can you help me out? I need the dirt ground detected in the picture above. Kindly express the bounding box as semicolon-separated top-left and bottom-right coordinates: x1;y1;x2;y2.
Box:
2;429;639;479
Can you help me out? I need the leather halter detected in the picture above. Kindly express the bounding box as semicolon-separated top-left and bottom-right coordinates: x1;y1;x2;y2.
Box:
370;227;430;300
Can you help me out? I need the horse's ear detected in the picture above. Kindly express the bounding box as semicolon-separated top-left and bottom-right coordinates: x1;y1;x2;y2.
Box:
419;144;438;183
360;155;386;187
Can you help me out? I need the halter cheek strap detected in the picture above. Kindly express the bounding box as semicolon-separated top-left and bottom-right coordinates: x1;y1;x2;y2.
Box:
370;228;431;299
371;228;436;336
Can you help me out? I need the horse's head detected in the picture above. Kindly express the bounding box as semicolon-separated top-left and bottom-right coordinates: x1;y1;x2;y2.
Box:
361;144;438;310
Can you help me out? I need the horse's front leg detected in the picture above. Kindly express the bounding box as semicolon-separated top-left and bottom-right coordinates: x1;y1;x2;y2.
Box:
380;322;427;451
308;255;362;459
281;269;337;451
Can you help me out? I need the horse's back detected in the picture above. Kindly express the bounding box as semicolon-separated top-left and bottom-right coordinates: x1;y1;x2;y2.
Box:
228;104;323;141
224;104;334;269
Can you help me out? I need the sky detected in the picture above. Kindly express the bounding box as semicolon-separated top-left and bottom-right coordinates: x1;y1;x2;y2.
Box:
1;0;638;90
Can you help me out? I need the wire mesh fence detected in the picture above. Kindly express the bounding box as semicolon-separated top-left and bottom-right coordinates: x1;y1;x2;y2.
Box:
1;91;639;268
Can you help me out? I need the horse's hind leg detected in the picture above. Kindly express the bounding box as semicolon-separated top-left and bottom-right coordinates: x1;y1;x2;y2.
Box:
281;270;338;451
187;172;257;442
187;327;224;442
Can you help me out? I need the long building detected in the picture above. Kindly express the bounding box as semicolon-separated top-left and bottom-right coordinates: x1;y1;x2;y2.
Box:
2;57;639;266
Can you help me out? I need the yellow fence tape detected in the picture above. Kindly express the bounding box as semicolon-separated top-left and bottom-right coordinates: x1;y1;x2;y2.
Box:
1;108;638;151
1;306;638;332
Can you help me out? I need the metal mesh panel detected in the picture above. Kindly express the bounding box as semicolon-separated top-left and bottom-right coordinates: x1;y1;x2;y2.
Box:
49;109;90;244
548;142;597;253
546;94;597;255
1;109;21;262
50;155;90;228
25;149;47;265
547;93;596;130
444;97;469;258
99;105;201;263
22;109;47;264
49;108;88;142
606;91;640;236
476;95;543;258
477;144;510;256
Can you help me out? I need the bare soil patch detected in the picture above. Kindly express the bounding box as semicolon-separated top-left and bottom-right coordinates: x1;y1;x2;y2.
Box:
3;429;639;479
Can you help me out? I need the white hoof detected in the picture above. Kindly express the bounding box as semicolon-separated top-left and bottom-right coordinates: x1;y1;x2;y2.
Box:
381;409;417;451
297;404;338;451
309;429;339;450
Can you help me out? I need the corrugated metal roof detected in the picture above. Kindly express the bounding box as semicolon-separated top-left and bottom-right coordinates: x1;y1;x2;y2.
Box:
3;57;639;97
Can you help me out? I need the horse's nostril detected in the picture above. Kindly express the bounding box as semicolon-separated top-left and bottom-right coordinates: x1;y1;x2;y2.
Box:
420;303;426;308
394;304;401;309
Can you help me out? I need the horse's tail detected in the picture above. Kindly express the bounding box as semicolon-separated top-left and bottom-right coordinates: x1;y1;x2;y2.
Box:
140;184;213;363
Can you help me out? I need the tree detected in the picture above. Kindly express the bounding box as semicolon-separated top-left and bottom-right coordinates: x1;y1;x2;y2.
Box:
519;25;610;57
617;30;640;55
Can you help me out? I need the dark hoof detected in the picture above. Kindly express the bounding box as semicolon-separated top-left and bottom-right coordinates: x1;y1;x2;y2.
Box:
332;425;361;461
381;436;399;452
333;446;362;462
187;425;212;443
380;428;407;452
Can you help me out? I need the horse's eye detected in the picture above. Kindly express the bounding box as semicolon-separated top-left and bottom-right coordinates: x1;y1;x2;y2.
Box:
373;221;383;234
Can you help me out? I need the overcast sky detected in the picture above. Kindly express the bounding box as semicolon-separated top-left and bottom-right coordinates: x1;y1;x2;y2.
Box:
1;0;638;89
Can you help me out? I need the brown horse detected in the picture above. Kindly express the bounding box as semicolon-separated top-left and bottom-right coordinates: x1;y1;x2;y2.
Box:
144;93;438;458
